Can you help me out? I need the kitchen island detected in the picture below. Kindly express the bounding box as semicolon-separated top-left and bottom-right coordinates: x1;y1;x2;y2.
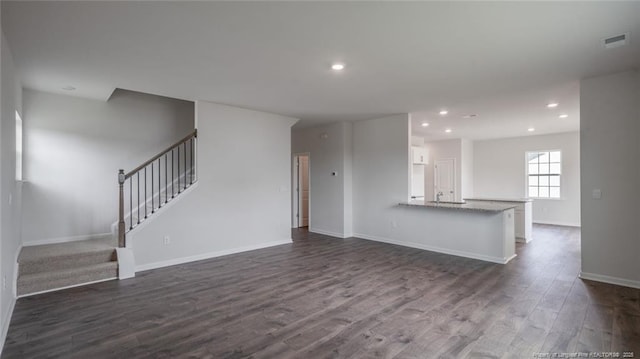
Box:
380;200;517;264
464;197;533;243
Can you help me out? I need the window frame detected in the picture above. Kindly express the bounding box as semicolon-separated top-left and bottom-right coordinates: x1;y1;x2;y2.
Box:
526;149;562;199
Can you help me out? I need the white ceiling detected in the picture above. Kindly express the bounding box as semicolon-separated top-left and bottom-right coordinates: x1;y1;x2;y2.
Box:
3;2;640;137
411;80;580;141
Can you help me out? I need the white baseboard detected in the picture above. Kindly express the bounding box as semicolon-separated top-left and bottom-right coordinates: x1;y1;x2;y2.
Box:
533;220;581;228
309;227;350;239
23;232;112;247
504;254;518;263
579;272;640;289
135;238;292;272
353;233;516;264
0;296;16;356
17;277;118;299
516;237;533;244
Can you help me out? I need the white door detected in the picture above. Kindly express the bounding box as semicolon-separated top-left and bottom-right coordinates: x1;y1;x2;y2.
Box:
434;159;455;202
298;156;309;227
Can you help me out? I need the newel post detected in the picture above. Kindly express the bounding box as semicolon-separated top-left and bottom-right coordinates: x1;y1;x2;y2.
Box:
118;169;126;248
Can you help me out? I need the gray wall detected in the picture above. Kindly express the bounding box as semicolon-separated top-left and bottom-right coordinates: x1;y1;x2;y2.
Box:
0;28;22;346
291;122;353;238
580;70;640;288
21;89;194;244
130;101;297;270
353;114;410;238
474;132;581;226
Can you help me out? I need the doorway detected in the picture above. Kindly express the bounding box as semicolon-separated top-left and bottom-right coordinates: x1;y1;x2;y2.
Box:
293;154;310;228
434;158;455;202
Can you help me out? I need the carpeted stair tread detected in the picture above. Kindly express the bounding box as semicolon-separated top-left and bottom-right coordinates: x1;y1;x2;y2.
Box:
17;237;119;296
18;237;116;263
17;262;118;297
19;249;116;275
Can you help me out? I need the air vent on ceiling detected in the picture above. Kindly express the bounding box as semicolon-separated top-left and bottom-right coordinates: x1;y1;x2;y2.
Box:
604;33;629;49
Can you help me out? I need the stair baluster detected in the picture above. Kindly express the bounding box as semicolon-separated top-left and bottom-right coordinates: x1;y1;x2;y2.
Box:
117;130;197;248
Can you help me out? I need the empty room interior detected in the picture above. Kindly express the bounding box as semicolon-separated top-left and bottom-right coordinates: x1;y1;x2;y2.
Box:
1;1;639;358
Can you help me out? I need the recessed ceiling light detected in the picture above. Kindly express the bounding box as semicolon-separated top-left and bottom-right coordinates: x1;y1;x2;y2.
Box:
559;114;569;119
546;103;558;108
421;122;429;127
445;128;452;133
331;63;345;71
62;86;76;91
528;127;535;132
439;110;449;115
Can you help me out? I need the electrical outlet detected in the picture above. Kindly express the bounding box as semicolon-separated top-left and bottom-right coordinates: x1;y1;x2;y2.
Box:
391;220;398;228
592;189;602;199
163;236;171;245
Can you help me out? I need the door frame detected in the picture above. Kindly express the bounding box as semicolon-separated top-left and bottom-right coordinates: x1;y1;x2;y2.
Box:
434;158;456;202
292;153;310;228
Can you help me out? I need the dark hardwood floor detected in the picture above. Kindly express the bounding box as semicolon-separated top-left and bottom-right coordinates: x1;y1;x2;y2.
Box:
3;225;639;358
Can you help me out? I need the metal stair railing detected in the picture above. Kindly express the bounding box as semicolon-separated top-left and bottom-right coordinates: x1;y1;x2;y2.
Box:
117;130;197;247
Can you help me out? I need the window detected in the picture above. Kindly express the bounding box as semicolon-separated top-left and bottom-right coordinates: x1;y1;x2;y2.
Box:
16;111;22;181
527;150;560;198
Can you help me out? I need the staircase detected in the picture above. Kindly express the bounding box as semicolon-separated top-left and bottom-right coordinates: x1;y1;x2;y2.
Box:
117;130;197;247
16;129;197;296
17;236;118;297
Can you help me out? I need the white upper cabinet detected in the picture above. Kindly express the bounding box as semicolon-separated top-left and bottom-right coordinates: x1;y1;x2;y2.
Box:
412;146;429;165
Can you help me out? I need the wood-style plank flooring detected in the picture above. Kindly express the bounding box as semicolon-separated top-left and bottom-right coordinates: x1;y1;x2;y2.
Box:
3;225;640;358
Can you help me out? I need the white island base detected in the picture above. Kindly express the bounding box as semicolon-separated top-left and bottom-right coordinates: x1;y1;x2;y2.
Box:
373;201;517;264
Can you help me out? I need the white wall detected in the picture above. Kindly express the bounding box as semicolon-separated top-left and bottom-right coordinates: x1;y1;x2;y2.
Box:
353;114;410;238
21;89;194;244
130;101;297;270
411;136;424;146
0;29;22;351
461;139;474;199
410;136;427;198
424;139;463;202
580;70;640;288
352;114;514;264
473;132;580;226
292;122;353;238
342;122;353;236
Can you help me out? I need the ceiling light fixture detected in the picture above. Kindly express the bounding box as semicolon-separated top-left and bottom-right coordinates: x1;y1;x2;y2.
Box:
331;63;345;71
62;86;76;91
546;103;558;108
439;110;449;115
445;128;452;133
528;127;535;132
421;122;429;127
559;114;569;119
462;114;478;119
